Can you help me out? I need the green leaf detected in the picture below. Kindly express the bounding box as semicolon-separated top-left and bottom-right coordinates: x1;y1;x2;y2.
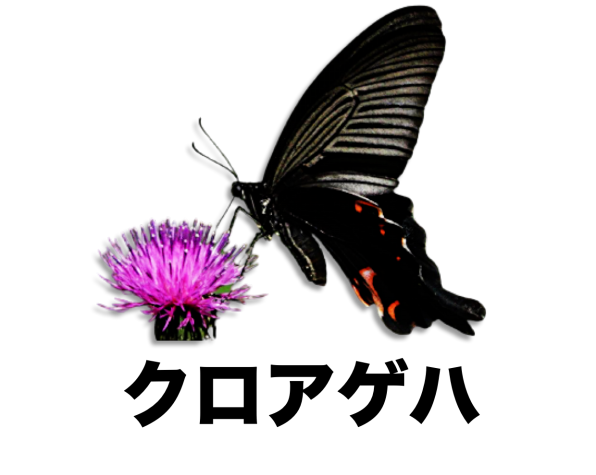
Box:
214;284;233;295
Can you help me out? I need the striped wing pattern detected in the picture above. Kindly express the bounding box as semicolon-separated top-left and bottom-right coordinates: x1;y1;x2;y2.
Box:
273;10;444;186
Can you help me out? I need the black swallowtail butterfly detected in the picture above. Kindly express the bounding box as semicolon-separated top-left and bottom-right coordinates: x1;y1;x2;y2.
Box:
197;6;485;335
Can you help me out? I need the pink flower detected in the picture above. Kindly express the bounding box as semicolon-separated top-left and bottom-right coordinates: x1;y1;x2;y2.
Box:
99;220;261;340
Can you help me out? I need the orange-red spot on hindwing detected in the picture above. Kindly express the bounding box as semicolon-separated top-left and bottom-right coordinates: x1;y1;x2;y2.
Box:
351;284;370;307
396;256;401;261
359;267;384;316
354;199;384;218
388;300;400;321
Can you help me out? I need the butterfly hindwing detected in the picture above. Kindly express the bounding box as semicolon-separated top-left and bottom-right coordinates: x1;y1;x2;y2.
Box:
277;186;484;334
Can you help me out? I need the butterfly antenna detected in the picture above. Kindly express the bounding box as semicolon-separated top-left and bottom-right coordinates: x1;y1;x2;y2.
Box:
191;143;230;175
198;118;239;179
191;143;236;177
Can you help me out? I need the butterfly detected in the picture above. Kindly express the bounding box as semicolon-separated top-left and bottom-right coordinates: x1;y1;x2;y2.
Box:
195;6;486;335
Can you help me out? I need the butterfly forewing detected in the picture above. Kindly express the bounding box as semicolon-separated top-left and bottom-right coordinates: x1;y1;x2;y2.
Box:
264;6;445;188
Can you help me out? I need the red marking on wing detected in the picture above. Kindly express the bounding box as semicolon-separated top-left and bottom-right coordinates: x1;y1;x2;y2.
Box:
354;199;384;218
388;301;400;321
396;256;401;261
359;267;384;316
351;285;370;307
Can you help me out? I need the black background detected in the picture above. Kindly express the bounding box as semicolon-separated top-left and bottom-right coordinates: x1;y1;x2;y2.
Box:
89;2;516;345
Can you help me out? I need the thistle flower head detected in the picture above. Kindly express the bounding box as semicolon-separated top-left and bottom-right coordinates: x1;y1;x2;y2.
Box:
99;220;261;339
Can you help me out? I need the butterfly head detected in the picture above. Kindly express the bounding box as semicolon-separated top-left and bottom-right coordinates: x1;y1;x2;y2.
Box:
231;181;245;200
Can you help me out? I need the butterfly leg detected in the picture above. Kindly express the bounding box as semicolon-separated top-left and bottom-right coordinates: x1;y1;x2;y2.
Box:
227;206;260;234
246;231;262;257
228;208;265;263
